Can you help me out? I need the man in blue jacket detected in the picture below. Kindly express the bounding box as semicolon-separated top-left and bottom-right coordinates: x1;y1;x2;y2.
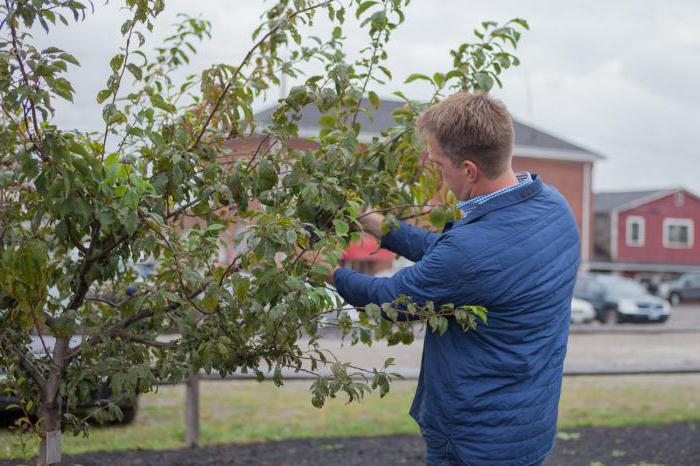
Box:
301;92;580;466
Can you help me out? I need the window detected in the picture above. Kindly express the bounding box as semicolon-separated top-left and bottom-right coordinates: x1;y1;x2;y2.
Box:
625;216;645;247
663;218;694;249
686;275;700;288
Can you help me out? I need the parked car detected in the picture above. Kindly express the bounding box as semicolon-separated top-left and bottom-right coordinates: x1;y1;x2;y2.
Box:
0;336;138;424
657;273;700;306
570;297;596;324
574;273;671;323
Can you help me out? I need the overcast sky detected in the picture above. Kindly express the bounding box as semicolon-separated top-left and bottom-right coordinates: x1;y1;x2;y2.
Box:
36;0;700;194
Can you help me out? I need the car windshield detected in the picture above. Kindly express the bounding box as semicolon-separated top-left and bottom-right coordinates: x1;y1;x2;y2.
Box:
600;278;647;298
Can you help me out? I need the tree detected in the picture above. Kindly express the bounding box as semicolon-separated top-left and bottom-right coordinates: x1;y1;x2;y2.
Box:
0;0;527;463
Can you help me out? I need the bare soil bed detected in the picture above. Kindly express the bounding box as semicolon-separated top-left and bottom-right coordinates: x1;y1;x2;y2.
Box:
2;421;698;466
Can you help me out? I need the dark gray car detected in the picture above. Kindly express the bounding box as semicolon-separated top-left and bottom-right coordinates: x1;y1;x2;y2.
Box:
575;273;671;324
658;273;700;306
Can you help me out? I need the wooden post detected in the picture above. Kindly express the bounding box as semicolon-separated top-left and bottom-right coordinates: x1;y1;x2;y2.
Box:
185;368;200;448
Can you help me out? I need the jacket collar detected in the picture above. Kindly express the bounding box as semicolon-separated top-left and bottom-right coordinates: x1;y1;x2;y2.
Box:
443;174;544;232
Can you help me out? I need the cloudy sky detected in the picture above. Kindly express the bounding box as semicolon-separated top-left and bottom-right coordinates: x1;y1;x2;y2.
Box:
36;0;699;193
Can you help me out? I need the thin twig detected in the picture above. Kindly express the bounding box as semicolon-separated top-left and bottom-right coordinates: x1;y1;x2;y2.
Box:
101;18;136;159
357;203;444;219
351;28;382;128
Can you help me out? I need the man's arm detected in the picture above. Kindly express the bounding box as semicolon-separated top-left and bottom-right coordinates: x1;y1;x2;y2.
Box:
334;234;470;320
359;211;439;262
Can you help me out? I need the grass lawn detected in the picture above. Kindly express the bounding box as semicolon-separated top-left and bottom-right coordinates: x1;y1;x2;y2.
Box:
2;374;700;460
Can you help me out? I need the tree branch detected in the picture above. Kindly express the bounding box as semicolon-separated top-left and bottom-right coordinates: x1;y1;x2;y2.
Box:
190;0;335;151
66;220;101;310
365;128;411;162
66;282;209;362
0;336;47;391
8;10;48;162
114;329;170;348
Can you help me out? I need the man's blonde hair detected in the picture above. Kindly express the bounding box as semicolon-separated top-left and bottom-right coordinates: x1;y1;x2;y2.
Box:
416;92;514;179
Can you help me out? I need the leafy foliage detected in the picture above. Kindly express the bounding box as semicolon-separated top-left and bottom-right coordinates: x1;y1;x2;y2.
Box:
0;0;527;453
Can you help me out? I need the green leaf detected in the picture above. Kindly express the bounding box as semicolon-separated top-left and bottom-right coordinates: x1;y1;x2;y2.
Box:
150;94;177;113
59;52;80;66
429;207;447;229
318;114;336;129
333;219;349;235
356;1;378;18
378;65;392;80
102;104;127;125
365;303;381;321
368;90;380;109
110;54;125;72
104;152;120;173
97;88;113;104
127;63;142;81
206;223;225;232
438;316;449;335
42;47;63;54
404;73;432;84
475;72;495;91
256;159;277;192
48;77;75;102
471;306;488;324
511;18;530;30
98;208;116;228
123;211;138;235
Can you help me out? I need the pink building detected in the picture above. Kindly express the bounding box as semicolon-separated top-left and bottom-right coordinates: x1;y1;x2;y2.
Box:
592;189;700;276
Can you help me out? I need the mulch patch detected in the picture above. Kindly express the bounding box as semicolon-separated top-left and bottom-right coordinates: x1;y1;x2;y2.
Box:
2;421;698;465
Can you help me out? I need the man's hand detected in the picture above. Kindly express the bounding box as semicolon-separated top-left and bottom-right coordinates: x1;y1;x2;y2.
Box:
293;244;337;286
356;208;385;240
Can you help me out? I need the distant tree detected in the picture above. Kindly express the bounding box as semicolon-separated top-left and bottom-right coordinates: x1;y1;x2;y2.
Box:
0;0;527;462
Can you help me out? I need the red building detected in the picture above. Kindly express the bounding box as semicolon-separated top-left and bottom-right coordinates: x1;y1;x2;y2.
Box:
218;99;603;269
592;189;700;276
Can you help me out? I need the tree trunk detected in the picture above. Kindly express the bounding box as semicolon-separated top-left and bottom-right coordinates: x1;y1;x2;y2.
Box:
38;337;69;465
38;403;61;465
185;368;200;448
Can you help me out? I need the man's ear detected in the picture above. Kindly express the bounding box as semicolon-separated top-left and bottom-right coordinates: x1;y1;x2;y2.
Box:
463;159;479;182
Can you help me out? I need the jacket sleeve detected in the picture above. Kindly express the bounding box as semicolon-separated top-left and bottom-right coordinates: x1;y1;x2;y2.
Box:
334;234;468;320
379;221;440;262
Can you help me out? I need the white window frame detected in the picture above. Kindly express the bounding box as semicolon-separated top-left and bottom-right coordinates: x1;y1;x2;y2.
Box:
662;218;694;249
625;216;645;247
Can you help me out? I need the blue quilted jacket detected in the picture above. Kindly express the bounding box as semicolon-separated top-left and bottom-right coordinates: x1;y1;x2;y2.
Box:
334;175;580;465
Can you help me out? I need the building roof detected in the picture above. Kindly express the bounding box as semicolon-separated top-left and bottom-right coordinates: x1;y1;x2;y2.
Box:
254;98;604;162
594;189;679;214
